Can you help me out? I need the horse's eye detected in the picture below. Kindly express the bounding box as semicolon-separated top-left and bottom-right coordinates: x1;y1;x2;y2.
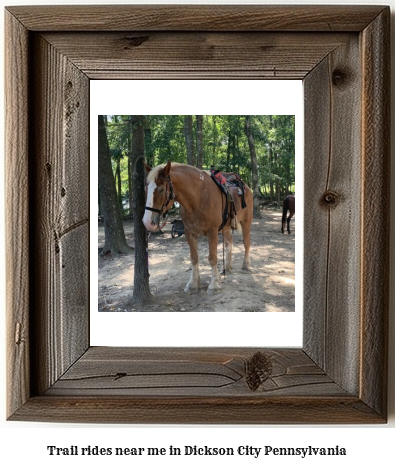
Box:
158;187;165;194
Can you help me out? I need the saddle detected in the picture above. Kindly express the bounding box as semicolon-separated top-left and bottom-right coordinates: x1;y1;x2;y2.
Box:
211;171;247;230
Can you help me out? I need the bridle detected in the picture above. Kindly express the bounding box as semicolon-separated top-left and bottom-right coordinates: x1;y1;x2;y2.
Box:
145;176;175;223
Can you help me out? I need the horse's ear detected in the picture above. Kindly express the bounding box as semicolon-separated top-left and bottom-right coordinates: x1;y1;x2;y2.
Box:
143;161;152;174
163;161;171;177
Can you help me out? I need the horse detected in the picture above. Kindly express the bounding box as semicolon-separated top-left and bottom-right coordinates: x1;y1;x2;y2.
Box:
143;161;253;294
281;194;295;234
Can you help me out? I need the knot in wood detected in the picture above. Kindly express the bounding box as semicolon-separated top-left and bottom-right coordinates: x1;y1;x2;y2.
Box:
246;351;273;391
123;35;149;49
332;68;349;87
321;190;340;208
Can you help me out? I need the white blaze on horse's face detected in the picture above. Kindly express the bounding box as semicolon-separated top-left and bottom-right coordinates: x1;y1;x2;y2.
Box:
143;181;160;231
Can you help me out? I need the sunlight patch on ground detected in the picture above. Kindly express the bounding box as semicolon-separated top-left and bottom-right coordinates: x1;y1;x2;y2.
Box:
270;275;295;286
98;210;296;313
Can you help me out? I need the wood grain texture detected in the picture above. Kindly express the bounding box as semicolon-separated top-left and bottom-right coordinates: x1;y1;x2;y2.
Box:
303;56;331;369
360;9;390;418
42;32;352;80
6;5;386;32
46;347;344;397
9;349;382;424
10;396;383;425
304;35;362;395
5;10;30;418
5;5;389;424
29;35;90;395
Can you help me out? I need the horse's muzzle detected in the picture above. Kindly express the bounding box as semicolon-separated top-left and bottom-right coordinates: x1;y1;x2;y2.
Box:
142;211;160;232
144;220;159;232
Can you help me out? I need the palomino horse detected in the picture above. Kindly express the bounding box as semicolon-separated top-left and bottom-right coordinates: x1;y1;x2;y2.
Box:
281;195;295;234
143;161;253;294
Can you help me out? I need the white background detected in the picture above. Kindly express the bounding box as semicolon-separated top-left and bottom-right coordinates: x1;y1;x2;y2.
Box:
1;0;394;469
90;80;304;348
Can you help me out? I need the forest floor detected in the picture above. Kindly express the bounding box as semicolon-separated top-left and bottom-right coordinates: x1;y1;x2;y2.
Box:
98;208;295;313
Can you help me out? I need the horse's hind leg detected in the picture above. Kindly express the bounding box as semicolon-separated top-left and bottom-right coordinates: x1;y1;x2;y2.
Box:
184;231;200;293
223;229;233;274
281;198;289;234
287;211;295;234
241;220;252;271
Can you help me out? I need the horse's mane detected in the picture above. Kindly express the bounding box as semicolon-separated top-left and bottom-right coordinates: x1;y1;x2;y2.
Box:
146;162;197;184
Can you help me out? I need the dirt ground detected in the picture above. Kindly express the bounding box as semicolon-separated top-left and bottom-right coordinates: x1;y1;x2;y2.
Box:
98;209;295;312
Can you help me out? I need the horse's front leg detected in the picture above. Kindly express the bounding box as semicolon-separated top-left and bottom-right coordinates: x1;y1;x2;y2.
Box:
184;230;200;293
207;230;221;293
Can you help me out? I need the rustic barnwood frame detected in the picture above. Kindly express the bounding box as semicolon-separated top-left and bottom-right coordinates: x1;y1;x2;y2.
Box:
5;5;389;423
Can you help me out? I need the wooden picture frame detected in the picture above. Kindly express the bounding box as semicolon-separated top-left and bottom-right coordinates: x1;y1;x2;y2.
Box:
5;5;390;424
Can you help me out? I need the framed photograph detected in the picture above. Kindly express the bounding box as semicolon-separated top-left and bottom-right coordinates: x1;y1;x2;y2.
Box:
5;5;389;423
91;83;303;347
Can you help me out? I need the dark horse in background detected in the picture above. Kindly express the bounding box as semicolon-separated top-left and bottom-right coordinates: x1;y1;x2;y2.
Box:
281;195;295;234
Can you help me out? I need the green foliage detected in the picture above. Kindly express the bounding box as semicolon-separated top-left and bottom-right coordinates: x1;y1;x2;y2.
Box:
102;115;295;205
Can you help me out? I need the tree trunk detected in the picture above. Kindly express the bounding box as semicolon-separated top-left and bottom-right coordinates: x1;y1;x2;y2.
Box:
245;115;261;218
226;130;232;171
116;157;122;213
184;115;196;166
127;128;133;219
145;125;154;167
98;115;133;254
196;115;203;169
268;115;274;203
128;156;133;219
98;188;102;216
131;115;153;302
212;115;218;164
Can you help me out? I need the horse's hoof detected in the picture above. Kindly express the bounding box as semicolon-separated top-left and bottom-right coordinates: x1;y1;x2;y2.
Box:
184;285;199;294
207;281;221;294
207;286;221;295
242;264;252;272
